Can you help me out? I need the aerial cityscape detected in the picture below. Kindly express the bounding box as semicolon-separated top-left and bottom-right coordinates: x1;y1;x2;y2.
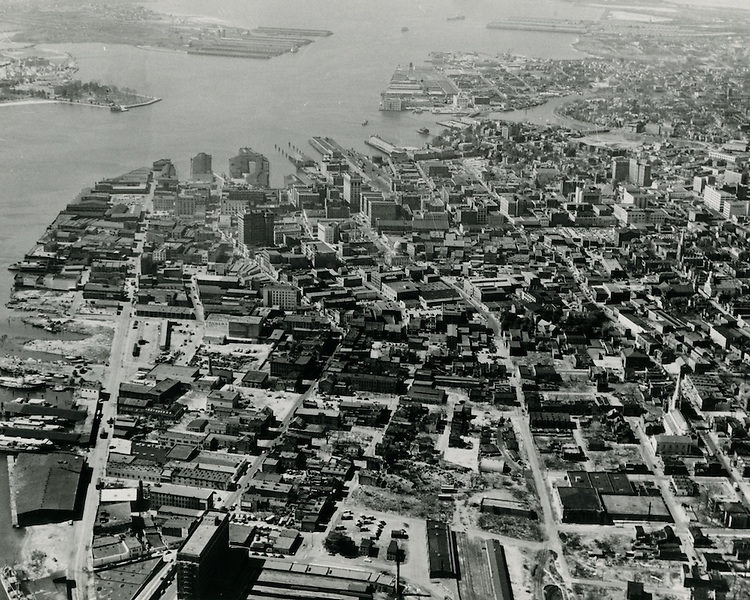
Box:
3;0;750;600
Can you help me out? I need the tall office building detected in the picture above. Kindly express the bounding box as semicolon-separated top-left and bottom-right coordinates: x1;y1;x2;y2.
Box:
239;209;275;247
190;152;212;181
177;511;230;600
611;156;629;184
229;147;270;187
629;158;652;187
342;172;362;212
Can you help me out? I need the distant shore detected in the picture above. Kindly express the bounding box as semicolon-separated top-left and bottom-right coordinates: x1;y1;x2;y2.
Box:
0;97;161;110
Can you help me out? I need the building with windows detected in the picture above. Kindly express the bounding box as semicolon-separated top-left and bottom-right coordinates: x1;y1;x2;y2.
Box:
148;483;215;511
317;220;340;244
262;284;300;309
239;209;275;247
343;172;362;212
629;158;652;187
228;147;270;187
177;511;230;600
612;156;629;184
190;152;212;181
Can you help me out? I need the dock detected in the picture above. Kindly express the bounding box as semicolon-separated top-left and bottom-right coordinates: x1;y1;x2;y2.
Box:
309;136;343;158
121;97;162;110
487;18;594;34
275;142;316;169
252;27;333;37
364;134;404;157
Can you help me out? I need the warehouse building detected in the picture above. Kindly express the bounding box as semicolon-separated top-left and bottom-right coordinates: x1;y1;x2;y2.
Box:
14;452;85;526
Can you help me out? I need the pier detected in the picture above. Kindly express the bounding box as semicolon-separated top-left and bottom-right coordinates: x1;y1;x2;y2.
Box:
7;457;17;528
274;142;316;169
364;134;404;157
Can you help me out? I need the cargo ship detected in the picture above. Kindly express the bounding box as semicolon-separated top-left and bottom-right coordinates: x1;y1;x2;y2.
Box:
447;15;466;21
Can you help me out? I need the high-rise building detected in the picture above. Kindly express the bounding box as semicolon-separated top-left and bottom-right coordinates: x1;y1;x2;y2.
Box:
229;147;270;187
611;156;629;184
342;172;362;212
317;220;340;244
239;209;275;247
629;158;652;187
190;153;213;181
177;511;230;600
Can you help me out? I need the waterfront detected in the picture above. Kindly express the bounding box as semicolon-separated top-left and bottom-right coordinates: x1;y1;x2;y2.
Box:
0;456;23;571
0;0;602;568
0;0;597;312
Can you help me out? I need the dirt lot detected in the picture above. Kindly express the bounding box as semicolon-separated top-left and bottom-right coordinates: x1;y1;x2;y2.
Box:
454;475;543;542
353;482;454;522
25;317;114;363
561;530;686;592
585;445;643;471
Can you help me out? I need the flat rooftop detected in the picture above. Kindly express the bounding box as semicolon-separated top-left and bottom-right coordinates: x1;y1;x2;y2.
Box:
178;510;227;559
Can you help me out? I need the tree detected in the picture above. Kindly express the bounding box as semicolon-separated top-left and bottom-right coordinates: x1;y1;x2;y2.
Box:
324;531;357;558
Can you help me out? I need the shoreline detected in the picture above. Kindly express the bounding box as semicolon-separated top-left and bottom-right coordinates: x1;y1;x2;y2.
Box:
0;97;161;110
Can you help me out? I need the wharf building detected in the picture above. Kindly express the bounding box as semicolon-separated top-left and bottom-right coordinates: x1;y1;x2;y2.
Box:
229;147;270;187
190;152;213;181
14;452;85;526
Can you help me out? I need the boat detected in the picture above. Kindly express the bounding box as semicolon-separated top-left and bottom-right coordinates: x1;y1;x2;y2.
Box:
0;376;45;390
447;15;466;21
417;127;430;135
401;26;409;32
361;120;368;126
0;566;29;600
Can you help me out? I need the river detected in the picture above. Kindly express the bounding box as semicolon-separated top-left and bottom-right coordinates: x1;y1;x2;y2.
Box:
0;0;607;568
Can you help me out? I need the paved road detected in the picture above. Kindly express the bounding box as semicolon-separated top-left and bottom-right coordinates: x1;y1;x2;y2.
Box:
441;276;573;592
72;189;151;599
631;419;697;565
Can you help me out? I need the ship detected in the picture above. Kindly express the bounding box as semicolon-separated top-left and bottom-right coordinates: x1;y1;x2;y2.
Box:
417;127;430;135
0;566;29;600
110;104;128;113
401;26;409;32
0;376;45;390
362;120;368;126
447;15;466;21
